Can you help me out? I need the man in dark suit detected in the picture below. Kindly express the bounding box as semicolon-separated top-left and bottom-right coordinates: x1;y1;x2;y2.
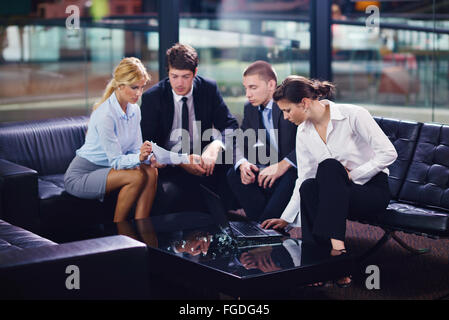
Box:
141;43;239;213
227;61;297;221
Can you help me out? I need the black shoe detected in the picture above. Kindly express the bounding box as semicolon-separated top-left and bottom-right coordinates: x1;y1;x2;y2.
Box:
332;249;352;288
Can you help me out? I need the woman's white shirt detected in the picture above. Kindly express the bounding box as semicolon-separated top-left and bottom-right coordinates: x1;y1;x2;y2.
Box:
281;100;398;226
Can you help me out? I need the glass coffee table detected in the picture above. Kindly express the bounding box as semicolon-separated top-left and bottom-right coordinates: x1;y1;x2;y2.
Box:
50;211;355;299
100;211;355;299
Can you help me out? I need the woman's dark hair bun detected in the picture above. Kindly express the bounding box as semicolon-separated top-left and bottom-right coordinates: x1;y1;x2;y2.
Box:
312;80;335;99
273;75;336;103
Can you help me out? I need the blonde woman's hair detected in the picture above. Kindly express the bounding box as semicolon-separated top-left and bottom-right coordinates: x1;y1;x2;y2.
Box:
93;57;150;111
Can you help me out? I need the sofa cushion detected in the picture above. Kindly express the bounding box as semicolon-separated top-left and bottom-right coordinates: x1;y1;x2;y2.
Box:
37;173;117;229
38;174;66;200
379;201;449;237
0;219;56;253
39;191;118;231
0;116;88;176
374;117;422;199
398;123;449;210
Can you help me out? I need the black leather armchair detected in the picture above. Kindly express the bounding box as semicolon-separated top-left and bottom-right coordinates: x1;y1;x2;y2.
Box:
0;219;150;299
384;122;449;237
353;117;449;260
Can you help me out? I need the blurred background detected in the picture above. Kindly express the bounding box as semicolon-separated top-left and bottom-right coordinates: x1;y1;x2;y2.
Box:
0;0;448;124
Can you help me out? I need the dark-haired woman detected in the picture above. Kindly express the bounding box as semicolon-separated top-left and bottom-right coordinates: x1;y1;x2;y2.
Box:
261;75;397;287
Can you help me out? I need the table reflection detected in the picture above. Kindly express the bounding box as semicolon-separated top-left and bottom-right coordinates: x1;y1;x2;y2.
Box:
171;231;213;256
115;218;159;248
108;213;341;278
203;237;306;277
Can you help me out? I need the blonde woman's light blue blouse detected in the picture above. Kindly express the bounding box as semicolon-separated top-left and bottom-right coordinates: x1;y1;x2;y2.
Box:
76;92;142;169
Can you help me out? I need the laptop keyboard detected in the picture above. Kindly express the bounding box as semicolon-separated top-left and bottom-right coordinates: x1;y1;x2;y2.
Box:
230;222;265;236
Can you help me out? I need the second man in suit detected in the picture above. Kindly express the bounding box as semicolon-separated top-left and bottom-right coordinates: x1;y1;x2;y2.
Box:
141;43;239;213
227;61;298;221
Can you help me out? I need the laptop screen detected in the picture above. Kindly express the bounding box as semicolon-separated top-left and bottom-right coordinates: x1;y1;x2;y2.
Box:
200;184;232;232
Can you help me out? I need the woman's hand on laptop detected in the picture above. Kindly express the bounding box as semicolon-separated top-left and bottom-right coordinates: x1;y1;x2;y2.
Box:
261;218;288;230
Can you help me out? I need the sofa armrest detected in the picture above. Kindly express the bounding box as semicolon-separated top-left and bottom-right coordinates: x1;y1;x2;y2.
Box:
0;159;39;231
0;235;150;299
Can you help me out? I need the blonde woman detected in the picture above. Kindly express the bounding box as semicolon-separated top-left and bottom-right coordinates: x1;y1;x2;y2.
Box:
64;57;158;222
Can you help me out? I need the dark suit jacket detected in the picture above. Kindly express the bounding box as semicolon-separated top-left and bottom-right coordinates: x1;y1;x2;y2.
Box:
140;75;238;153
236;101;297;166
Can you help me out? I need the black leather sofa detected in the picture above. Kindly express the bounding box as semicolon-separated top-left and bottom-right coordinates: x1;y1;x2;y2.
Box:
353;117;449;259
0;116;199;236
0;116;115;234
0;218;150;299
1;115;448;258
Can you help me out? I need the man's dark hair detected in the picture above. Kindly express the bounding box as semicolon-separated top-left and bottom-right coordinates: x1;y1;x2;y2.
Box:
243;60;277;83
166;43;199;73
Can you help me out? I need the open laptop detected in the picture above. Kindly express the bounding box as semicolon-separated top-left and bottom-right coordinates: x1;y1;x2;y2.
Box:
200;184;285;241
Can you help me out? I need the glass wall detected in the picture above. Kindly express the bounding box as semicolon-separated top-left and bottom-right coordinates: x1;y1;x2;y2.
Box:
179;0;310;123
1;0;448;124
0;0;158;122
331;0;449;123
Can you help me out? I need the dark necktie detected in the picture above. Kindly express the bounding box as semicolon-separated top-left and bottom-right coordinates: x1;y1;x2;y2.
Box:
258;105;271;157
181;97;190;152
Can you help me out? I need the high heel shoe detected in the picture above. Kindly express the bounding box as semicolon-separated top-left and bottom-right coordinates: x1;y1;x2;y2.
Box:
332;249;352;288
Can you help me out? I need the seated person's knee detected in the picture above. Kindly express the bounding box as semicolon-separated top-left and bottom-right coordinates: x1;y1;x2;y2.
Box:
132;168;148;187
226;167;239;183
143;165;158;182
317;158;345;173
299;178;316;196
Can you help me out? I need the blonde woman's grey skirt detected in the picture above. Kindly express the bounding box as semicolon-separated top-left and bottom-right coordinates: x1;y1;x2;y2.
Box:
64;155;112;201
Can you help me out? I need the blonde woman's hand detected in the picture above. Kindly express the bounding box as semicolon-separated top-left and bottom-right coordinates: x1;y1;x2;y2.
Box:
139;140;152;162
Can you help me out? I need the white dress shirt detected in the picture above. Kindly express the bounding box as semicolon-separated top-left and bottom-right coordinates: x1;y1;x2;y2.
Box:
165;86;199;152
234;99;296;170
281;100;398;226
